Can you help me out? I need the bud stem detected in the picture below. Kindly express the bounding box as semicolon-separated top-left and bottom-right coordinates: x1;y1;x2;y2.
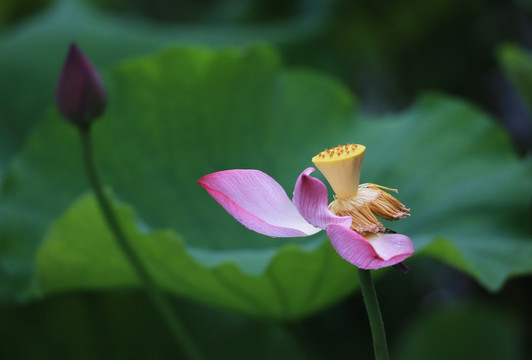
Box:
79;127;203;360
357;269;389;360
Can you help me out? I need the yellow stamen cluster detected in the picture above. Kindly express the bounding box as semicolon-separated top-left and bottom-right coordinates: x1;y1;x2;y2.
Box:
330;184;410;235
312;144;410;236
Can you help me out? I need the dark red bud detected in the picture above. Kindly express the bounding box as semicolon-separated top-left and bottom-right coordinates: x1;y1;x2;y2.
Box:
55;43;107;129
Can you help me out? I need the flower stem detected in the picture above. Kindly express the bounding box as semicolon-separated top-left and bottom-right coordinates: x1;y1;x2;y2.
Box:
79;128;203;360
357;269;389;360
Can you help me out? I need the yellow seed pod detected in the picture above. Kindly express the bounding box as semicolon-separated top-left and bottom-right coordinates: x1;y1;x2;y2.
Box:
312;144;366;198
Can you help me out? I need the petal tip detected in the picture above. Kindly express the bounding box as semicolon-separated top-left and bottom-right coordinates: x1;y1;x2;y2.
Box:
198;169;321;238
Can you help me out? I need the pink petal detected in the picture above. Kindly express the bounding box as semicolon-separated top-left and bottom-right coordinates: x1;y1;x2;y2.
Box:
293;167;352;229
199;170;321;238
326;225;414;269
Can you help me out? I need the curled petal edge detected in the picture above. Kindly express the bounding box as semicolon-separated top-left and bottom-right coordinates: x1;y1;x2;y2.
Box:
293;167;352;230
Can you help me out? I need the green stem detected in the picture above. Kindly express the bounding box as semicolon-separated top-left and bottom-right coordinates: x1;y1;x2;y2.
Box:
357;269;389;360
79;128;203;360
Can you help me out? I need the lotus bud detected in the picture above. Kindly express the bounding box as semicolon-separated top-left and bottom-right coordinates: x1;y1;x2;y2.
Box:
55;43;107;130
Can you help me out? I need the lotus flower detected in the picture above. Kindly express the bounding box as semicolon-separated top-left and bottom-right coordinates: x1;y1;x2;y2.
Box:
199;144;414;269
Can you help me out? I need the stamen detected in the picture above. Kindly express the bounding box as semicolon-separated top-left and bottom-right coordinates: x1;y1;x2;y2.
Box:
331;200;386;234
328;183;410;236
360;184;410;220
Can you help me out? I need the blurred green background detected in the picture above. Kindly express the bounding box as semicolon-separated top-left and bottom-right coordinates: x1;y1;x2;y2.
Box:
1;0;532;359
